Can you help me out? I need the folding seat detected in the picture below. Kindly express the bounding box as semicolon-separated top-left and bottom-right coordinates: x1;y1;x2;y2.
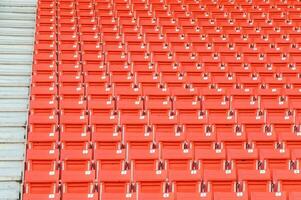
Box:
137;16;154;27
94;141;125;161
77;9;95;18
33;50;56;64
150;110;181;142
231;88;258;110
155;61;180;76
237;74;262;89
32;60;57;73
194;143;226;171
266;109;293;125
161;141;193;161
34;38;56;52
152;51;175;64
60;105;88;129
103;41;125;53
207;109;236;125
128;43;150;63
167;41;193;55
157;70;183;89
26;141;58;161
136;181;175;200
244;113;275;146
187;72;212;89
57;35;78;50
262;73;287;88
250;192;287;200
289;74;301;89
228;61;252;78
25;155;59;183
135;71;160;87
61;159;95;184
191;37;211;52
141;21;158;34
228;34;249;48
32;71;57;84
23;182;60;200
97;16;117;27
227;148;259;170
96;157;130;182
82;52;104;70
256;86;283;103
251;62;276;77
213;192;248;200
236;104;264;126
277;123;301;149
202;61;226;77
172;86;200;110
85;74;110;97
203;167;237;192
110;71;135;86
259;148;290;171
143;85;172;111
212;36;232;48
200;87;229;111
80;34;101;47
182;110;214;140
57;13;76;29
212;73;236;90
173;181;213;200
105;51;128;65
273;169;301;192
60;99;89;141
62;182;98;200
131;147;166;182
215;124;246;149
90;94;117;131
59;71;83;84
89;98;119;138
238;169;272;194
120;24;139;34
101;32;122;44
115;84;143;111
128;141;160;161
78;24;99;35
129;51;150;65
57;35;78;49
82;55;103;72
180;61;203;75
78;17;98;27
167;157;202;181
61;141;92;160
121;110;151;142
28;118;58;142
100;182;136;200
58;60;81;72
59;83;85;100
36;21;56;32
29;109;57;130
276;62;299;79
35;28;56;40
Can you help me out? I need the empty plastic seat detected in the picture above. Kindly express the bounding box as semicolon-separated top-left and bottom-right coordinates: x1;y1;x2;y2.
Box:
203;169;236;192
100;182;136;200
238;169;272;194
250;192;287;200
62;182;98;200
214;192;248;200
